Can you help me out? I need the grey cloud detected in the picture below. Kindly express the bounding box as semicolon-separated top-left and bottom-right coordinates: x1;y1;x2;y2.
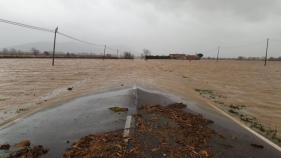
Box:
1;0;281;58
135;0;281;22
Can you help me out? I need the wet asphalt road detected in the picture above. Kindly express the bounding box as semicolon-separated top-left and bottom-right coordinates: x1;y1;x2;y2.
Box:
0;87;280;157
0;88;137;157
136;88;281;158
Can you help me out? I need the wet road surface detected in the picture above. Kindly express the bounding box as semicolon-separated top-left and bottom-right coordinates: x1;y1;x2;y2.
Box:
0;87;280;157
137;88;281;158
0;88;137;157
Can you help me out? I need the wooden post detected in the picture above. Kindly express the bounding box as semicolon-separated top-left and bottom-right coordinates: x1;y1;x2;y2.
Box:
264;38;269;66
52;27;58;66
217;46;220;63
117;49;118;59
188;59;191;79
103;45;106;61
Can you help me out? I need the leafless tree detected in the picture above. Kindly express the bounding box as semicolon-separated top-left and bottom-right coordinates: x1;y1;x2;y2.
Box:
143;49;151;56
30;47;40;56
123;51;134;59
2;48;8;54
9;48;17;54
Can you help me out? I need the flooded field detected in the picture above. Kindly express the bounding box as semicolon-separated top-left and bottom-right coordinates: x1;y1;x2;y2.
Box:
0;59;280;139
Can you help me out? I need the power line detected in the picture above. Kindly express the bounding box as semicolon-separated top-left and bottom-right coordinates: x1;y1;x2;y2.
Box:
107;46;117;51
0;19;55;33
198;47;218;53
3;19;272;56
57;32;104;47
270;39;281;41
0;19;110;49
0;18;127;59
199;39;267;54
220;40;266;48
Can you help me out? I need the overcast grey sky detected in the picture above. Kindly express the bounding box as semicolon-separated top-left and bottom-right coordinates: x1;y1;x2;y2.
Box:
1;0;281;57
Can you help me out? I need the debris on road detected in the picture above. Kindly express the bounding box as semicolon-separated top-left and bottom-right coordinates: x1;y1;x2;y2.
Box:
7;145;49;158
134;103;214;157
61;131;126;158
232;135;237;140
109;107;128;112
0;144;10;150
61;103;214;157
14;140;30;147
167;102;187;108
251;143;264;148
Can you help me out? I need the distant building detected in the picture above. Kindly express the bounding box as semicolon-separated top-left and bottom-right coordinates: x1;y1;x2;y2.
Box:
186;55;197;60
169;54;186;60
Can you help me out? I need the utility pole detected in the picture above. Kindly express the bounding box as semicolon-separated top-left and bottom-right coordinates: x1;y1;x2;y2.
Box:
52;27;58;66
117;49;118;59
103;45;106;61
217;46;220;63
264;38;269;66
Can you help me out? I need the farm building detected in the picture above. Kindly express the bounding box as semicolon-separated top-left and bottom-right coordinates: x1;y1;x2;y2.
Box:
169;54;186;60
186;55;197;60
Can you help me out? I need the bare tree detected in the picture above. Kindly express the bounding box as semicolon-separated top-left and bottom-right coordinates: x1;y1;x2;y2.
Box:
143;49;151;61
30;47;40;56
2;48;8;54
9;48;17;54
123;51;134;59
143;49;151;56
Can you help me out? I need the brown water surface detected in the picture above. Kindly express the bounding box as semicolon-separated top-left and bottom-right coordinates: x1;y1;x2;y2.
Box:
0;59;280;138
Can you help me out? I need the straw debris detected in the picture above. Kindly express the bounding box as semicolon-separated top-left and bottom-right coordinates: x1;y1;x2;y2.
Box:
61;103;214;158
14;140;30;147
7;145;49;158
0;144;10;150
251;143;264;148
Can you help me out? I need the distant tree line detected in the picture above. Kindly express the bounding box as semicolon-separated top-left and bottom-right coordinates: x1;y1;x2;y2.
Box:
145;55;171;59
0;47;134;59
203;56;281;61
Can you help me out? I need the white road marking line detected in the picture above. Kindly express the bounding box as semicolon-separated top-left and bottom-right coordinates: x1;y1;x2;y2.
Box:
123;115;132;143
203;99;281;152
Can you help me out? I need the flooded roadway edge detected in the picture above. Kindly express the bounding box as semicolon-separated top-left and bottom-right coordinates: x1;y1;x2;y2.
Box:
0;85;280;157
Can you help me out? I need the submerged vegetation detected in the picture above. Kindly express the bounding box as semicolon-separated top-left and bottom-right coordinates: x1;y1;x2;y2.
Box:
229;104;245;110
16;108;29;113
228;109;238;115
194;88;281;143
194;89;227;99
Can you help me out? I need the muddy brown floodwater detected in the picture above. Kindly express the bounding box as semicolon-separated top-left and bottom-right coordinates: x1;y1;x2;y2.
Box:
0;59;280;140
